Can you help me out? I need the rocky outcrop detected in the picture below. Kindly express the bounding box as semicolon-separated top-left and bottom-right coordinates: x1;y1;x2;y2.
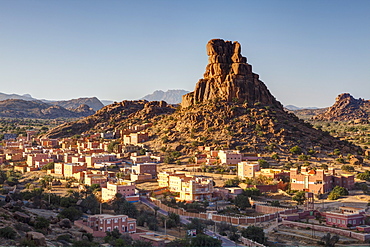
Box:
49;97;104;111
44;100;175;138
313;93;370;121
182;39;281;108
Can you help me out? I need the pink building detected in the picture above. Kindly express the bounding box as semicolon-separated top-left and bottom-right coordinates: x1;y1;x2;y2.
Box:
131;163;157;177
218;150;242;165
27;153;49;166
81;214;136;237
102;181;136;201
290;167;354;194
325;206;366;228
84;173;108;188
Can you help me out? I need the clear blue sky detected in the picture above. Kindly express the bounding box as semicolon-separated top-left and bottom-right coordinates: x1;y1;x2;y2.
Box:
1;0;369;107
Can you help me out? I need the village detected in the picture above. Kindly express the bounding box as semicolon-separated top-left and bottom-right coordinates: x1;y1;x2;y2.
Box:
0;121;369;247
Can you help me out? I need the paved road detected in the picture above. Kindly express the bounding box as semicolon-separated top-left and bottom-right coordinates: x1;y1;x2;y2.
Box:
140;197;238;246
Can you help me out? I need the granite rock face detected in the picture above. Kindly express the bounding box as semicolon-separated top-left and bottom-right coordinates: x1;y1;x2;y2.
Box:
182;39;281;108
313;93;370;121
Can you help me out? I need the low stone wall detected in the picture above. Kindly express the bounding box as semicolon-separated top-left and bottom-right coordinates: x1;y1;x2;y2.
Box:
149;198;295;224
282;220;370;242
255;204;297;214
240;236;266;247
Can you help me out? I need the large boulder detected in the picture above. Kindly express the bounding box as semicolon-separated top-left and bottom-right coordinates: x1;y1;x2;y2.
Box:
26;231;46;246
58;218;72;228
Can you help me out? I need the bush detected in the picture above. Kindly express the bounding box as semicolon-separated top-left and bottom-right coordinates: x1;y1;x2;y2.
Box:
258;159;269;168
0;226;16;239
290;146;302;155
341;165;355;172
34;216;50;230
336;158;345;164
58;207;82;221
57;234;72;242
298;154;310;161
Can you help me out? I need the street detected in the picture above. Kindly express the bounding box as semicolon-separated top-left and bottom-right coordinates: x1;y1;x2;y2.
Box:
140;197;238;246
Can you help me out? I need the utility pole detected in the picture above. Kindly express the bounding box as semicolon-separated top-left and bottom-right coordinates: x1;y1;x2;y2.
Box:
165;219;167;236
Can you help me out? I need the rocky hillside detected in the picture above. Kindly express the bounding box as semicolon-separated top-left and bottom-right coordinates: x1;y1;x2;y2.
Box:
48;97;104;111
45;39;360;155
313;93;370;121
45;100;175;138
0;93;104;111
0;99;95;119
289;108;327;120
141;90;189;104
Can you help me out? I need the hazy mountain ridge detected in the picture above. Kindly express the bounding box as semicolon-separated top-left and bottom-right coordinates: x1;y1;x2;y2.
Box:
0;92;104;111
140;89;189;104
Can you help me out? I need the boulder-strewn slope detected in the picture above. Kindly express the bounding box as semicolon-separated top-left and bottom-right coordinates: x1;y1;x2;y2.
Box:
45;39;360;154
313;93;370;121
45;100;175;138
0;99;95;118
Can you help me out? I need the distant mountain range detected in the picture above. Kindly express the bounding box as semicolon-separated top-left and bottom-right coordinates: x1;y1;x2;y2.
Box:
140;89;189;104
0;92;104;111
284;105;320;111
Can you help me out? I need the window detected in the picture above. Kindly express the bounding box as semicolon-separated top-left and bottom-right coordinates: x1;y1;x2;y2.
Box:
342;220;345;224
349;220;352;224
353;220;356;224
114;218;118;223
107;219;111;224
130;224;134;229
333;219;336;223
328;218;331;222
107;227;111;232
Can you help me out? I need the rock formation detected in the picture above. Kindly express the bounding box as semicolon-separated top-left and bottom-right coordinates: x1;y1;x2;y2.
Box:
313;93;370;121
0;99;95;119
44;39;361;155
182;39;281;108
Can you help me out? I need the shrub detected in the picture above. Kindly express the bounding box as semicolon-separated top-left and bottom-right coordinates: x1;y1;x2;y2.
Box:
34;216;50;230
0;226;16;239
290;146;302;155
258;159;269;168
341;165;355;172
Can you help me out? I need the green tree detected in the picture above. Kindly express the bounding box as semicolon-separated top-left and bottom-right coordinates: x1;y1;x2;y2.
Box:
224;177;241;187
41;162;55;170
258;159;269;168
234;194;251;210
34;216;50;230
112;196;138;218
186;218;206;234
80;194;100;214
243;187;261;197
190;234;222;247
357;170;370;181
0;226;17;239
292;191;306;205
318;233;339;247
58;207;83;221
341;165;355;172
241;225;266;244
290;145;302;155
